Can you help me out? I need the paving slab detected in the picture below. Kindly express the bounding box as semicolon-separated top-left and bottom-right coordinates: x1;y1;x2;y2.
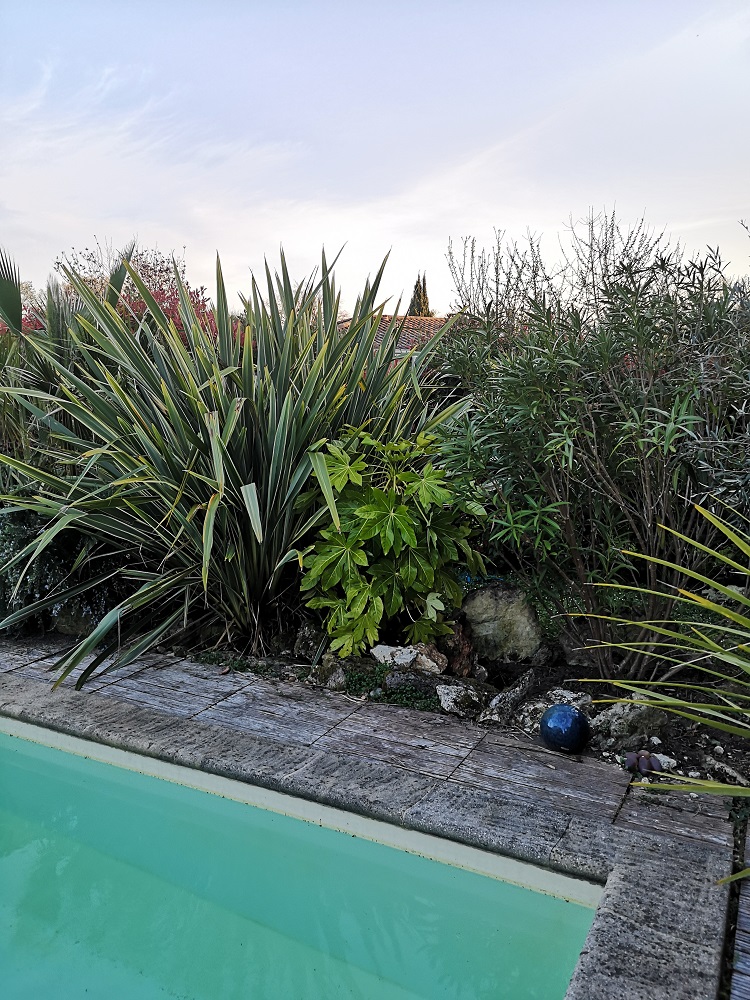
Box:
401;779;573;866
5;645;183;691
732;866;750;1000
313;700;485;777
0;633;70;673
614;787;733;849
449;730;633;820
195;677;361;745
93;658;254;717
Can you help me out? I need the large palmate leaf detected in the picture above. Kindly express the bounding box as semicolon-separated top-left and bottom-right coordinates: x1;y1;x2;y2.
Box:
301;434;485;655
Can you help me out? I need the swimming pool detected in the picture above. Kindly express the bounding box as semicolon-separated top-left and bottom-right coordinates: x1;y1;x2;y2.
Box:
0;722;597;999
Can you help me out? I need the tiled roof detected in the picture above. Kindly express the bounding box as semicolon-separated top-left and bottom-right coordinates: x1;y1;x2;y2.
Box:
338;314;447;352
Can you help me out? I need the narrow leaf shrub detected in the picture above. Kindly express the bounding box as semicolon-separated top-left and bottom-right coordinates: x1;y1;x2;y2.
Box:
593;504;750;882
441;217;750;677
0;251;461;686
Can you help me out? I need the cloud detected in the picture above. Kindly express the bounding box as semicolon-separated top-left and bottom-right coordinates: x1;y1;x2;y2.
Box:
0;64;54;123
3;2;749;313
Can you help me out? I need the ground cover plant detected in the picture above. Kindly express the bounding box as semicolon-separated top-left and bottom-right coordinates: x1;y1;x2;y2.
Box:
0;248;463;686
441;213;750;678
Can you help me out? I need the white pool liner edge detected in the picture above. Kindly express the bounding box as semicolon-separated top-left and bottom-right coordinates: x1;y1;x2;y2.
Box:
0;714;602;909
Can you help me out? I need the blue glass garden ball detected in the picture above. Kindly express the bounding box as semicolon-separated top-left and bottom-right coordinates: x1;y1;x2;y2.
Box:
539;704;590;753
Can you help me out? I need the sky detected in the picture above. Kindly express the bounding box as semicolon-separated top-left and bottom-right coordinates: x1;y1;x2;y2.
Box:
1;0;749;314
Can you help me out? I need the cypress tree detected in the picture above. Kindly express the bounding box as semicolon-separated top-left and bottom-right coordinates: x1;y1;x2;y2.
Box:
407;272;432;317
421;273;433;316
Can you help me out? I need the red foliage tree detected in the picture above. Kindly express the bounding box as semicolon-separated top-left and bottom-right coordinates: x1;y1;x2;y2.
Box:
55;240;214;335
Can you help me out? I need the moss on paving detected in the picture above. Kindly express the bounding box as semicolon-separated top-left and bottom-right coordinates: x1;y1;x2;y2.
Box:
197;649;439;712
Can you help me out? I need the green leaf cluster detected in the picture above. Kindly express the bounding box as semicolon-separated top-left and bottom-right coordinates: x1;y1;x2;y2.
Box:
301;433;485;657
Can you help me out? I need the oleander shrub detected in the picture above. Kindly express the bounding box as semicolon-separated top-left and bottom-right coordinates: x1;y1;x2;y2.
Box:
55;240;213;335
0;510;122;632
0;250;463;686
440;215;750;678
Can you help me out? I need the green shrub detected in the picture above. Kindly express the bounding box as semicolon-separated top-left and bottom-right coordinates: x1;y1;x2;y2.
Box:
591;503;750;695
0;246;134;493
301;432;485;656
0;510;121;631
0;251;463;686
441;218;750;678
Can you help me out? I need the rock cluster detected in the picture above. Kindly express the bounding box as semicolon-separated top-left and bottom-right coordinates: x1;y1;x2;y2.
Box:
435;684;484;719
589;698;669;753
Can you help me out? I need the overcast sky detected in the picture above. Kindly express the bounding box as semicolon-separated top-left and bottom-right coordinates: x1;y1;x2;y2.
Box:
1;0;748;313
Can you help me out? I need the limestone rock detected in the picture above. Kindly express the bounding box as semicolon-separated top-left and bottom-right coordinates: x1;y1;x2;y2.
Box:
384;670;441;696
478;668;536;725
651;753;677;773
325;667;347;692
413;643;448;674
705;756;750;786
370;645;418;669
589;699;669;753
307;654;342;687
51;599;98;637
474;663;489;683
370;643;447;673
436;683;484;719
462;585;541;661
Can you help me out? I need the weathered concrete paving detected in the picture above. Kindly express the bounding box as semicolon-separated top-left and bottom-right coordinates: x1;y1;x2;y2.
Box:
731;878;750;999
0;636;737;1000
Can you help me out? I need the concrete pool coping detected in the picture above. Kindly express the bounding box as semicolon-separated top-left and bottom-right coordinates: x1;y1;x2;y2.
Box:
0;638;736;1000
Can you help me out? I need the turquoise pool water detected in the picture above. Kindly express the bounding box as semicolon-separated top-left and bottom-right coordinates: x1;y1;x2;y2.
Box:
0;730;594;999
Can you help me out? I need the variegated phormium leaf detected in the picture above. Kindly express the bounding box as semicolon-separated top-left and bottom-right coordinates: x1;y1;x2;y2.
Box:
0;249;462;686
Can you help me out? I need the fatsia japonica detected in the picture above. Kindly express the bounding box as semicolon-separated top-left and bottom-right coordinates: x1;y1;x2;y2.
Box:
302;433;485;656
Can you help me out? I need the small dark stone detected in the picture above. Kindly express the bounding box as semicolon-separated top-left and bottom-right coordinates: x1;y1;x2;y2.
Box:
623;749;664;777
539;704;590;753
293;621;327;662
384;670;441;696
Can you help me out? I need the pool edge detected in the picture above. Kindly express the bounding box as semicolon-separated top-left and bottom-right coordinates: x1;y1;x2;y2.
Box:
0;715;602;909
